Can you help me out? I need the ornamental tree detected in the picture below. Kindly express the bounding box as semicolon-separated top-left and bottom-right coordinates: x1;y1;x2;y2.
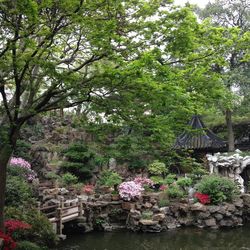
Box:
0;0;167;230
197;0;250;151
0;0;235;231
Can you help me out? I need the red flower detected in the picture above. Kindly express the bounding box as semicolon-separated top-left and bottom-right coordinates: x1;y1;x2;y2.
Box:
83;184;94;195
0;231;16;250
194;192;210;205
4;220;31;235
159;185;168;191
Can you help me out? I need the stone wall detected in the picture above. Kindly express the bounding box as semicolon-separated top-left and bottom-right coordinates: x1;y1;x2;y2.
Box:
63;193;250;234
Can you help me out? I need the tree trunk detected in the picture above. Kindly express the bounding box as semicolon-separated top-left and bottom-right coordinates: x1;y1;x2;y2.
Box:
0;144;13;232
225;109;235;152
0;125;20;231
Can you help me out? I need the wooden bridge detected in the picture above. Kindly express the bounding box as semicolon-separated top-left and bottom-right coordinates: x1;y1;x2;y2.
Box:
38;197;84;239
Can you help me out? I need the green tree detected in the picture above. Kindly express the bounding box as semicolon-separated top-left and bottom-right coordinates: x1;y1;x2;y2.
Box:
0;0;167;230
197;0;250;151
0;0;235;231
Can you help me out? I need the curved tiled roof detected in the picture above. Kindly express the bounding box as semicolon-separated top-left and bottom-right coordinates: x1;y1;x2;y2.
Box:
174;115;227;149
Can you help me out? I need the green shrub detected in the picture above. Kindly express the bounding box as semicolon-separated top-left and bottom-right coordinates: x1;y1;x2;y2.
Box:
13;140;32;162
148;160;168;176
196;175;239;204
45;172;61;180
158;199;170;207
176;177;193;188
167;185;184;199
7;165;31;180
187;167;209;183
141;210;153;220
150;176;164;185
5;207;58;248
5;176;35;207
61;143;103;181
98;170;122;188
150;174;176;185
61;172;78;186
164;174;176;185
16;241;42;250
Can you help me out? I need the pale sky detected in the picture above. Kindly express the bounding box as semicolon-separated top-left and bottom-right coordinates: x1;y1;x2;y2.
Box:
174;0;215;8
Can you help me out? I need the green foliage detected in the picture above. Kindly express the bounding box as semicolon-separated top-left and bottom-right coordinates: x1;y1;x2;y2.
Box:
5;207;58;248
5;176;35;207
148;160;168;176
141;210;153;220
61;173;78;186
158;199;170;208
167;185;184;199
150;176;164;185
150;174;176;185
13;140;32;162
196;175;239;204
176;177;193;188
188;166;209;184
45;172;61;180
164;174;177;185
7;165;31;181
16;241;42;250
61;143;103;181
98;170;122;188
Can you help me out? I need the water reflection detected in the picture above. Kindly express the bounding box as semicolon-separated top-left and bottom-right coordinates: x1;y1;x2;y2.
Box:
56;225;250;250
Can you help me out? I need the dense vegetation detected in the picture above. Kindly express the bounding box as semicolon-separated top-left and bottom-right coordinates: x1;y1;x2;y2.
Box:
0;0;249;248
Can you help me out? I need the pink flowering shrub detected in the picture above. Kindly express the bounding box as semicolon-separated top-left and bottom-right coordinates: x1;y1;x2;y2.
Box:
9;157;37;181
83;184;94;195
118;181;144;201
134;177;154;187
159;185;168;191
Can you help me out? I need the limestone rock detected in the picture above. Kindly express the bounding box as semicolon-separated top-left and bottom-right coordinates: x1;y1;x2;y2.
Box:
214;213;223;221
152;213;165;221
122;202;135;210
139;219;158;226
190;203;206;212
204;218;217;227
144;202;153;209
233;198;244;208
198;211;211;219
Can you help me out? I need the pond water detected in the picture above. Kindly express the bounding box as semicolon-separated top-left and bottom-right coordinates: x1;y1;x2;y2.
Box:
55;224;250;250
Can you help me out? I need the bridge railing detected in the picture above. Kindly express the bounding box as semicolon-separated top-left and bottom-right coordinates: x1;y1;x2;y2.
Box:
38;197;83;237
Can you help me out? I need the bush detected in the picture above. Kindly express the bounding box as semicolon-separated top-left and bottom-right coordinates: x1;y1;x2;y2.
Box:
16;241;42;250
5;176;35;207
164;174;176;185
141;210;153;220
5;207;58;248
148;160;168;176
196;175;239;204
176;177;193;188
13;140;32;162
187;167;208;184
45;172;61;181
150;174;176;186
8;157;37;182
118;181;144;201
167;185;184;199
158;199;170;207
61;172;78;186
98;170;122;188
61;143;103;181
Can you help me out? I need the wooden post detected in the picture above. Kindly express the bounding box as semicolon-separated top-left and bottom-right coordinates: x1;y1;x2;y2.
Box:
56;208;66;240
60;197;64;209
78;197;83;217
56;208;62;235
